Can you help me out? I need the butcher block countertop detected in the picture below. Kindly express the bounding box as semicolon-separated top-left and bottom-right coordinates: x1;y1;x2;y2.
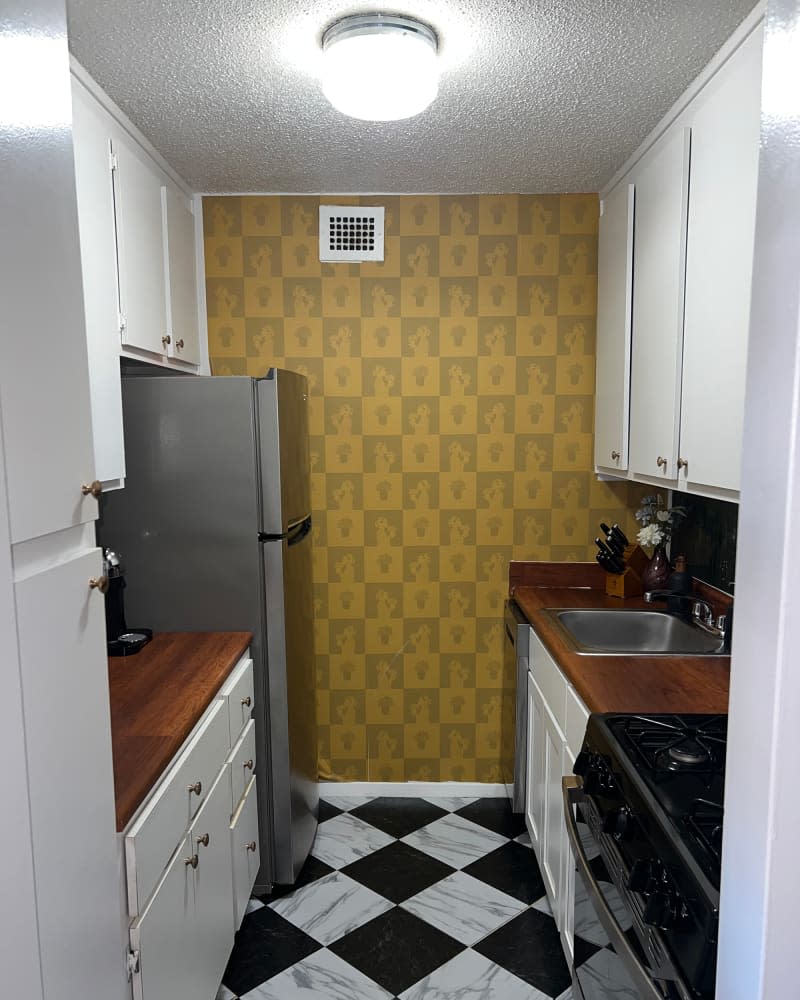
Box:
509;561;730;715
108;631;252;831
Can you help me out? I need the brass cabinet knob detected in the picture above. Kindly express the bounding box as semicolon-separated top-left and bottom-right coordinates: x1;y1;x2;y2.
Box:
656;456;668;469
188;781;202;796
241;696;252;708
611;450;620;461
196;833;209;848
162;335;171;348
81;480;103;499
677;457;688;470
89;575;109;594
244;758;254;771
184;854;199;869
176;338;185;349
246;841;257;852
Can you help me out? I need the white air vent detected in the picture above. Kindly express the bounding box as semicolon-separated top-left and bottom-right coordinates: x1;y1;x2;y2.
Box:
319;206;385;262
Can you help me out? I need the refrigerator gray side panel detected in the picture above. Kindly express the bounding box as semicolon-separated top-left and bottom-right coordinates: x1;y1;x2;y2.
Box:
98;375;278;886
257;369;311;533
261;528;318;884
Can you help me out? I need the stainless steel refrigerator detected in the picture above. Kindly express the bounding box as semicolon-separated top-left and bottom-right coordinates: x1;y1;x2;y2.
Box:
99;368;318;890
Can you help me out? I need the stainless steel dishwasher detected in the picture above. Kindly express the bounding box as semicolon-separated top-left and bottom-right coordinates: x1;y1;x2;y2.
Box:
504;599;530;813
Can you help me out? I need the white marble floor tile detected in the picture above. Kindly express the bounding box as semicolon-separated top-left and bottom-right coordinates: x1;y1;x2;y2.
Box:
531;894;552;916
242;948;392;1000
574;947;639;999
245;898;265;915
421;795;479;812
319;793;371;811
555;988;573;1000
400;871;526;945
216;985;237;1000
309;812;394;868
401;814;508;868
268;871;393;945
400;949;551;1000
573;878;632;947
515;831;534;849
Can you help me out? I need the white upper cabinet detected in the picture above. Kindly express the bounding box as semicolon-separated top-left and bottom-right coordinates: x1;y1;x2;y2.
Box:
112;132;170;356
628;127;691;483
680;28;763;494
163;185;201;365
594;182;634;473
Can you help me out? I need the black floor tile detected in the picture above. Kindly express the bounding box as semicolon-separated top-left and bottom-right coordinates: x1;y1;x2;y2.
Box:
474;907;572;997
454;797;527;839
329;906;465;995
319;798;344;822
222;906;321;996
462;840;547;905
342;839;455;903
574;934;604;968
349;796;448;838
258;854;335;904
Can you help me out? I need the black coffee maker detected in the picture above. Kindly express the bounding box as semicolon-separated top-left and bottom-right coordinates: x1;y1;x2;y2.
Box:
104;549;152;656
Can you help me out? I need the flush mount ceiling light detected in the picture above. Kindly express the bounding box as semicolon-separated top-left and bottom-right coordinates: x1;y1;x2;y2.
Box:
321;13;439;122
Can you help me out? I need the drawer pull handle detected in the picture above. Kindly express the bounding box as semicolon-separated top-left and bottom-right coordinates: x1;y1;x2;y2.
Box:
81;480;103;499
246;841;257;853
677;457;688;470
89;575;110;594
196;833;210;848
176;338;185;349
241;696;252;708
656;456;668;469
188;781;202;796
244;758;254;770
162;335;171;349
611;450;620;461
184;854;199;869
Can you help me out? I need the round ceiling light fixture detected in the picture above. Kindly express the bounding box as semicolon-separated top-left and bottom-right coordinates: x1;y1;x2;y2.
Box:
321;13;439;122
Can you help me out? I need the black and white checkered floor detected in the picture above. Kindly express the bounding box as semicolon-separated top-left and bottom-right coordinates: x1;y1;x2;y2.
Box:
217;794;575;999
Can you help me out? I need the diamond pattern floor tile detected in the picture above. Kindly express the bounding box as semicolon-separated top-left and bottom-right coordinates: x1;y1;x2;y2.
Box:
221;796;583;1000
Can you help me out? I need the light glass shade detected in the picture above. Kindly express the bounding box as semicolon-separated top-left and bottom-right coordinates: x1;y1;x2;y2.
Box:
321;14;438;122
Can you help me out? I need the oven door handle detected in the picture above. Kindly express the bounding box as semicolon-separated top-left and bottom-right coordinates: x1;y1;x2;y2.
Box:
562;775;666;1000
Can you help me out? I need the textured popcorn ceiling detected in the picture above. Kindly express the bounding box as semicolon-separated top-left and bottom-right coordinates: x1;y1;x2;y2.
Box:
66;0;756;193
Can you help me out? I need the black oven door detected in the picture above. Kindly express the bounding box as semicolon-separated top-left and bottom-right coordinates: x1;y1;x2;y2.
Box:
563;777;691;1000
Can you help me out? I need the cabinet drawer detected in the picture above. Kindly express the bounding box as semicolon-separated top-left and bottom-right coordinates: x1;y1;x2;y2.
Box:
530;631;567;729
229;719;256;812
125;699;229;916
231;777;260;930
221;656;254;746
565;686;590;760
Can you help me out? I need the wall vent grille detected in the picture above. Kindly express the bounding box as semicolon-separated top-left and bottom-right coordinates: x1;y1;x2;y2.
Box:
319;206;385;262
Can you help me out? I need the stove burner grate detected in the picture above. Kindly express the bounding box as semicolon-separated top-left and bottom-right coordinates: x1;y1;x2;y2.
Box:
685;797;724;868
612;714;727;776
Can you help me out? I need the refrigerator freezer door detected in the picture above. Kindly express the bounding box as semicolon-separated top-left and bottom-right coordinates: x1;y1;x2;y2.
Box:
260;518;318;883
257;370;311;534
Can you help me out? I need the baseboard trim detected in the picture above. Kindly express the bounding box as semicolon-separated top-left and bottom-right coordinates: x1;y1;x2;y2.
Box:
319;780;509;798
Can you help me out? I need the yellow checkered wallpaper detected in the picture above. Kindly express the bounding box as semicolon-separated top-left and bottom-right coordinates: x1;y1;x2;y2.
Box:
203;193;642;783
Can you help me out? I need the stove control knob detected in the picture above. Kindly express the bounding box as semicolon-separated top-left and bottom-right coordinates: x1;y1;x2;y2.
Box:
601;807;631;839
627;858;655;894
643;889;678;930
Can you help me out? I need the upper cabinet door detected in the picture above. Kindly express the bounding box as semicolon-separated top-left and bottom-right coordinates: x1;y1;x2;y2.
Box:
71;81;126;488
628;127;691;481
594;182;635;473
112;133;169;356
680;27;763;494
163;185;201;365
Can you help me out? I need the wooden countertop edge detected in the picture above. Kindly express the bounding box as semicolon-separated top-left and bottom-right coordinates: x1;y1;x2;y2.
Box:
108;631;253;831
509;564;730;715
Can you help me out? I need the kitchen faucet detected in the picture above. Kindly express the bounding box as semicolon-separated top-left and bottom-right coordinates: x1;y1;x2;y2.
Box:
643;590;732;649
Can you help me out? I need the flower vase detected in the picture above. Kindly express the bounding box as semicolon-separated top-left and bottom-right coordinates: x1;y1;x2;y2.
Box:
641;544;671;591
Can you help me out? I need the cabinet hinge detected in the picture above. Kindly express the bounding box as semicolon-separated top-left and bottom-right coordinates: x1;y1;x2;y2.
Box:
110;151;119;172
126;949;140;980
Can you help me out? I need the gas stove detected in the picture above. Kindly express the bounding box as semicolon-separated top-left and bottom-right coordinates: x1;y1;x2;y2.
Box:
572;713;727;999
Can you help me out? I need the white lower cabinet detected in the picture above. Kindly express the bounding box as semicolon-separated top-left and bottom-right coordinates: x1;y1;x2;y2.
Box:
524;629;589;960
127;652;259;1000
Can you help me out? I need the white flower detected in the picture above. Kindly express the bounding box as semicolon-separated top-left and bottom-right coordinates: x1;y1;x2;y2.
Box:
656;510;671;522
637;523;665;547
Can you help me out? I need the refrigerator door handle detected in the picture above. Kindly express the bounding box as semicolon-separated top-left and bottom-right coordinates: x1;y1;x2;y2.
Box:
287;516;312;546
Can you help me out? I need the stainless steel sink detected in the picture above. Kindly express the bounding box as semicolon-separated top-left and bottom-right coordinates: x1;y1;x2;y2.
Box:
542;608;726;656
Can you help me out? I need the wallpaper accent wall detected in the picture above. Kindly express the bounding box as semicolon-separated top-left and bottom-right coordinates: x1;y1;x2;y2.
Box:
203;194;640;783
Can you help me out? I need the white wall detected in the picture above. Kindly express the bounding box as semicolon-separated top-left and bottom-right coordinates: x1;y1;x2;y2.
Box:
717;0;800;995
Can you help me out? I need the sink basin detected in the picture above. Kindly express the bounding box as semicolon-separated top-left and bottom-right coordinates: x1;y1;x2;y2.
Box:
543;608;726;656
